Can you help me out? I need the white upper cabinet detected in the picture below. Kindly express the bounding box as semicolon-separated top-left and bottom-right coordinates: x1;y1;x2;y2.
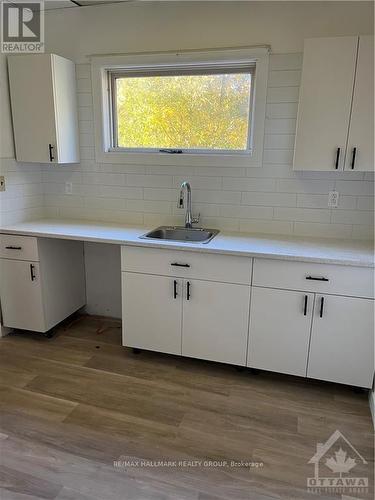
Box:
345;35;374;171
294;36;374;172
8;54;80;164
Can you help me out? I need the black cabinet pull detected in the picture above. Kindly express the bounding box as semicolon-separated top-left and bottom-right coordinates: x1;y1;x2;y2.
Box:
173;280;178;299
351;147;357;170
171;263;190;268
186;281;191;301
5;246;22;250
48;144;55;162
334;147;340;170
306;276;329;282
303;295;308;316
319;297;325;318
30;264;36;281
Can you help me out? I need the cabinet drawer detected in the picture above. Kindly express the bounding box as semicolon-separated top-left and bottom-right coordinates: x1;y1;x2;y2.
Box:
122;246;252;284
0;234;39;261
253;258;374;298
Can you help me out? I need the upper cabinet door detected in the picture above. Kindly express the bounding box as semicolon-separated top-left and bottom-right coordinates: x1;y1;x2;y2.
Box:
345;36;374;172
8;55;57;163
293;36;358;171
8;54;79;164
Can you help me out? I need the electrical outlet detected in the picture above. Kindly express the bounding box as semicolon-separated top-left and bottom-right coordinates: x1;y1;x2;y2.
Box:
328;190;339;208
0;176;5;192
65;182;73;195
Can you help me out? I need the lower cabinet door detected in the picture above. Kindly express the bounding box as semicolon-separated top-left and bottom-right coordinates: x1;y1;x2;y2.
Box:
248;287;314;376
0;259;45;331
182;279;250;365
122;272;182;355
307;295;374;388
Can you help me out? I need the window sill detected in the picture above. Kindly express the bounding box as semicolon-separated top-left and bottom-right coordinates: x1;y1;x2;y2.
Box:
97;149;262;167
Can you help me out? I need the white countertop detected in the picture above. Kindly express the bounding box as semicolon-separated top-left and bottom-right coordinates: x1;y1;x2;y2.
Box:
1;218;374;267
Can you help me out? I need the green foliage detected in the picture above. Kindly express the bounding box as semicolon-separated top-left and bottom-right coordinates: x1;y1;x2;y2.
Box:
116;73;251;150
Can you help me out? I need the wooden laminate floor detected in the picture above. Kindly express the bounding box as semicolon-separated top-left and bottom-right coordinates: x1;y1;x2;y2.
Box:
0;315;373;500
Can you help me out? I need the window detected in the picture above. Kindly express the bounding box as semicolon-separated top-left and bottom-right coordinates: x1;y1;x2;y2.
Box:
109;67;254;154
92;48;269;166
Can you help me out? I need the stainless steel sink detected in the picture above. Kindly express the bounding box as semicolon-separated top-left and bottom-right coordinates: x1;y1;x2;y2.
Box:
140;226;219;244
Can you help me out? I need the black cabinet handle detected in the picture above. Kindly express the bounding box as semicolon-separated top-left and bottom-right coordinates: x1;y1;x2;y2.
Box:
334;147;340;170
5;246;22;250
30;264;36;281
306;276;329;282
171;263;190;268
303;295;308;316
159;149;183;154
48;144;55;161
319;297;325;318
186;281;191;301
351;147;357;170
173;280;178;299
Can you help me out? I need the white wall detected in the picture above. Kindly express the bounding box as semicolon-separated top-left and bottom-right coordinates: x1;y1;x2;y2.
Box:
43;1;374;61
84;242;121;318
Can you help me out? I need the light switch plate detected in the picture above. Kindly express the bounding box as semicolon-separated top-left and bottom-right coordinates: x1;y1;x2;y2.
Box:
0;176;5;192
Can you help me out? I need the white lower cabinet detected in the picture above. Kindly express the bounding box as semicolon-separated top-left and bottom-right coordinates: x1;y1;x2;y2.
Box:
249;258;374;388
248;287;314;377
307;295;374;388
0;236;86;333
1;260;45;332
121;248;374;388
182;279;250;365
121;247;252;366
122;272;182;355
122;273;251;365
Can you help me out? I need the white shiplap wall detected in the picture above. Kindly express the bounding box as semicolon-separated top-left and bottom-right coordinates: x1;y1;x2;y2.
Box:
9;53;375;239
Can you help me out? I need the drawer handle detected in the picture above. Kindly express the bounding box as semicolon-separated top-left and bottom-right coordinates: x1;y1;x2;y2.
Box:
5;246;22;250
171;263;190;268
30;264;36;281
319;296;325;318
306;276;329;282
303;295;308;316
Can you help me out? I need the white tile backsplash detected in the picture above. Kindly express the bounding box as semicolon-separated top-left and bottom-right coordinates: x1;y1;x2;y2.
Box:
1;55;373;240
0;159;44;226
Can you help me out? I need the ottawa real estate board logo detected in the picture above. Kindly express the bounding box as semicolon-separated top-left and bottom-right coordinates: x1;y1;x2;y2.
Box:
307;430;369;496
1;0;44;53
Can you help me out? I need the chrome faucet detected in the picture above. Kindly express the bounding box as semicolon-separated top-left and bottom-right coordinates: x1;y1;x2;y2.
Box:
179;181;199;228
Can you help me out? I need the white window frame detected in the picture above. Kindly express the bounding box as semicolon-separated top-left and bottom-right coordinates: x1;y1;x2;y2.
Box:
91;47;269;167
